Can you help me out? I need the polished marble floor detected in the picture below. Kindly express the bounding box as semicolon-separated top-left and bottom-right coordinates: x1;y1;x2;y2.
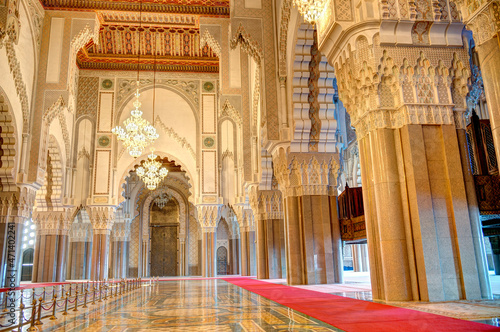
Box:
43;279;344;331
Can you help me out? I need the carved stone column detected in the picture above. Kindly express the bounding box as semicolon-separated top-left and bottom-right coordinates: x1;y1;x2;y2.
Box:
235;206;256;276
0;189;35;287
273;153;342;285
68;222;92;280
197;205;221;277
250;188;286;279
32;208;72;282
457;0;500;163
111;221;130;279
328;40;489;301
88;207;114;281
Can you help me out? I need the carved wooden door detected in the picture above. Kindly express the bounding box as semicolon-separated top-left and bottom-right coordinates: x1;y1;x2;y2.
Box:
150;226;178;276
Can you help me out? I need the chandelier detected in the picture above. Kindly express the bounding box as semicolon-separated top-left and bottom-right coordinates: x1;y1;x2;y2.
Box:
112;86;159;158
155;193;172;209
292;0;328;24
111;0;158;158
136;149;168;190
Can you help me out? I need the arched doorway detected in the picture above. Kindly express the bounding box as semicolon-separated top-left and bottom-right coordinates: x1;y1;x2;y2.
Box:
21;249;34;281
149;199;179;277
217;246;228;275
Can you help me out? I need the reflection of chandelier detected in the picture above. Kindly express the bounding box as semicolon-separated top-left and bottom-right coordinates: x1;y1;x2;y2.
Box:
292;0;327;24
136;149;168;190
112;86;159;158
155;193;172;209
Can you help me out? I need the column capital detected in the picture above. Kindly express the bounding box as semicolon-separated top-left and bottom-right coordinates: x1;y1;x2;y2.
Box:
332;45;472;138
0;187;37;223
196;204;222;230
272;152;340;198
249;187;283;221
33;207;74;235
87;206;115;233
112;221;131;241
456;0;500;46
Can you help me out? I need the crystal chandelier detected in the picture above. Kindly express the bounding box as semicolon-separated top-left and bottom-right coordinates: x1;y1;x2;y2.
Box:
112;86;159;158
111;0;158;158
155;193;172;209
292;0;328;24
136;149;168;190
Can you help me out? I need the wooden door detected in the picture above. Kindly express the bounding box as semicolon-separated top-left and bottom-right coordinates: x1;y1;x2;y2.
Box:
150;226;178;276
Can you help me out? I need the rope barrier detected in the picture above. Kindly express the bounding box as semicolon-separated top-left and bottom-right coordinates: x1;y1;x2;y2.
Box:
0;277;152;329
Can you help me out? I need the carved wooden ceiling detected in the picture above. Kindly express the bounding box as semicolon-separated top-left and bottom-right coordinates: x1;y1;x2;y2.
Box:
41;1;228;73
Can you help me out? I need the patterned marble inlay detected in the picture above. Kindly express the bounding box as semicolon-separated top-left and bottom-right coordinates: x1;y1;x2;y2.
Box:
43;279;343;331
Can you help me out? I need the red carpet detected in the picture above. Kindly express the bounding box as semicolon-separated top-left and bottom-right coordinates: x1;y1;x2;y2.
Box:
223;277;500;332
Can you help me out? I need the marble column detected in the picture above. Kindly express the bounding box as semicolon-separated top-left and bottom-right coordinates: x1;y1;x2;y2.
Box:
0;221;25;287
252;190;286;279
237;208;256;277
88;207;114;280
272;153;343;285
32;210;71;283
110;221;130;279
201;229;216;277
196;204;221;277
90;231;111;280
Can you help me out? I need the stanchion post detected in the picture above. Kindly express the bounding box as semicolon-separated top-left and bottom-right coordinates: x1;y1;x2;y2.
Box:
35;297;43;326
2;292;7;312
98;284;102;303
17;302;24;332
27;299;37;332
73;289;79;312
50;294;57;320
82;289;88;308
62;292;69;315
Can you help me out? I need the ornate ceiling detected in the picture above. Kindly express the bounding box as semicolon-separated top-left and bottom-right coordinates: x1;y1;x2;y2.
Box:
41;1;228;73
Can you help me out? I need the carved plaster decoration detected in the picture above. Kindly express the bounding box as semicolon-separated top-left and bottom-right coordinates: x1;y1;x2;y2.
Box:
290;25;337;153
25;0;45;51
33;208;75;235
77;146;91;161
70;222;93;242
154;116;196;160
0;0;21;43
34;135;66;212
278;0;292;77
230;24;263;64
0;186;37;223
334;40;471;138
112;221;131;241
200;28;221;58
251;65;261;134
257;190;284;221
42;96;72;166
272;151;340;198
219;99;242;126
0;94;18;192
196;204;222;230
3;38;29;132
67;23;100;114
86;205;115;233
116;78;199;111
456;0;500;46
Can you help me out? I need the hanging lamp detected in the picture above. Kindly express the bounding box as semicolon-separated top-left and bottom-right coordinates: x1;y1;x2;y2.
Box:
112;0;158;158
136;149;168;191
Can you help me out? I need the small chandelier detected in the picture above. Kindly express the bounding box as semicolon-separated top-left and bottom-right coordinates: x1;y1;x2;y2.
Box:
155;193;172;209
112;85;159;158
136;149;168;190
292;0;327;24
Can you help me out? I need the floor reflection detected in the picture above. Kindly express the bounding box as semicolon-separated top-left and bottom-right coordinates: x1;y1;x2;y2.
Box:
46;279;344;331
